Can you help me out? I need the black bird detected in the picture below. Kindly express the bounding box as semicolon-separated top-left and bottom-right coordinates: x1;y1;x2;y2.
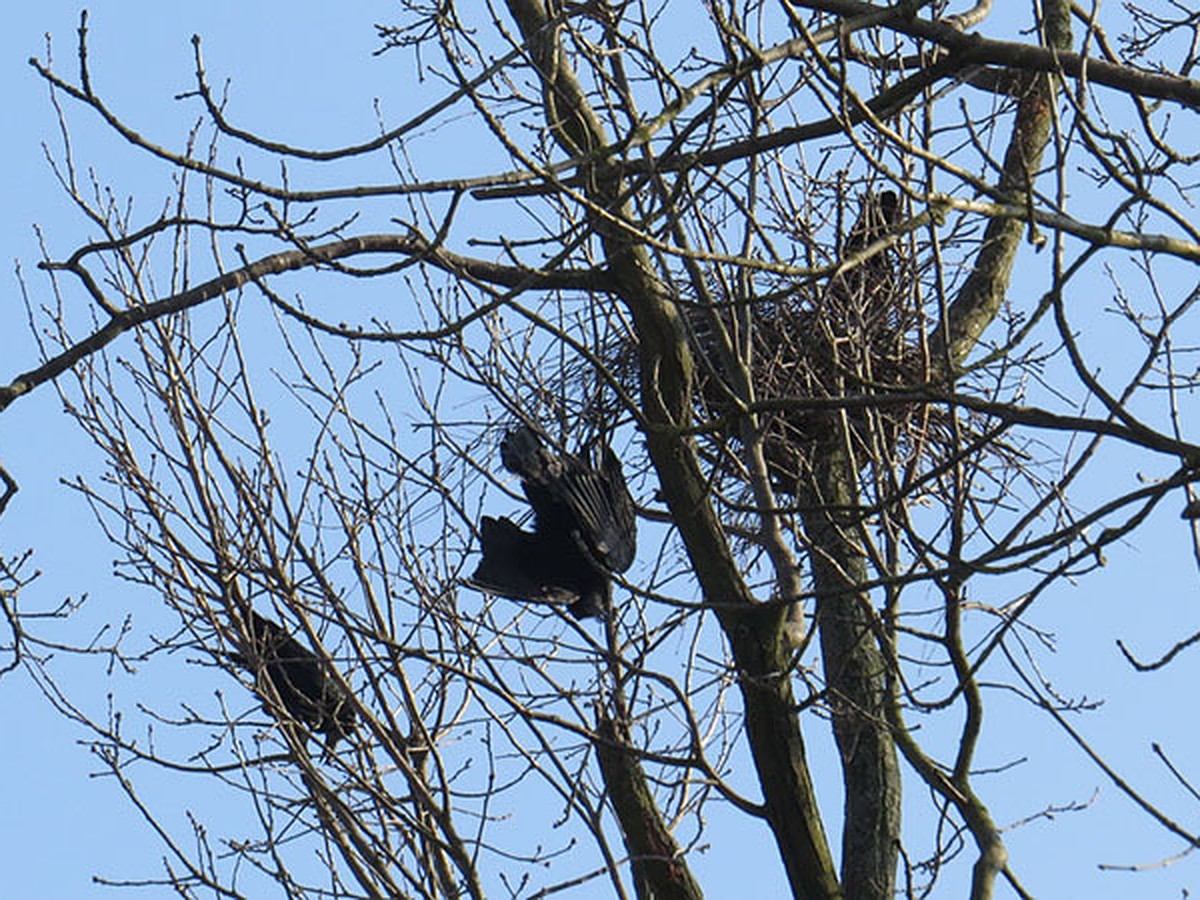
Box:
471;426;636;619
231;609;357;753
844;189;900;254
836;189;903;330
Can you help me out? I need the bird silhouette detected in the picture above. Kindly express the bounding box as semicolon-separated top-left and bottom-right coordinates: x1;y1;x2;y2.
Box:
230;609;357;754
471;426;636;618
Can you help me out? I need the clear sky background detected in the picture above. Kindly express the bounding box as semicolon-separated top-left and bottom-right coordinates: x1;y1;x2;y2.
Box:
3;4;1200;898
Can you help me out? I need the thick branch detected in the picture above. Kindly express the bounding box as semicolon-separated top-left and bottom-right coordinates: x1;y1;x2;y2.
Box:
0;465;17;518
595;711;704;900
798;0;1200;109
926;2;1073;895
802;447;900;900
1;233;604;414
930;6;1070;366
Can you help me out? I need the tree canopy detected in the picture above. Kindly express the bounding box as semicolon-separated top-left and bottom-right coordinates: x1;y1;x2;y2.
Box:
4;2;1200;898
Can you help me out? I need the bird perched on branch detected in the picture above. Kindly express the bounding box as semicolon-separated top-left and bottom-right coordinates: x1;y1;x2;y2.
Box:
471;425;636;619
230;608;357;754
844;189;900;254
833;188;905;333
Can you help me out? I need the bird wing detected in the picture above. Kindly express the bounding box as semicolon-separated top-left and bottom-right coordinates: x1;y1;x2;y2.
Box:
557;446;635;573
500;427;637;575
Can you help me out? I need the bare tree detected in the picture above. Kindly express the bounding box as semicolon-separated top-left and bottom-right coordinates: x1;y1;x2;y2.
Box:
5;2;1200;897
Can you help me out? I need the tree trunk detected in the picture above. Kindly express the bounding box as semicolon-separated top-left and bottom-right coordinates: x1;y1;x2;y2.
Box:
802;446;901;900
505;2;841;894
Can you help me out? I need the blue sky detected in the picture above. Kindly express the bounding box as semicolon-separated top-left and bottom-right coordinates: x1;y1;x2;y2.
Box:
0;5;399;894
3;4;1200;898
